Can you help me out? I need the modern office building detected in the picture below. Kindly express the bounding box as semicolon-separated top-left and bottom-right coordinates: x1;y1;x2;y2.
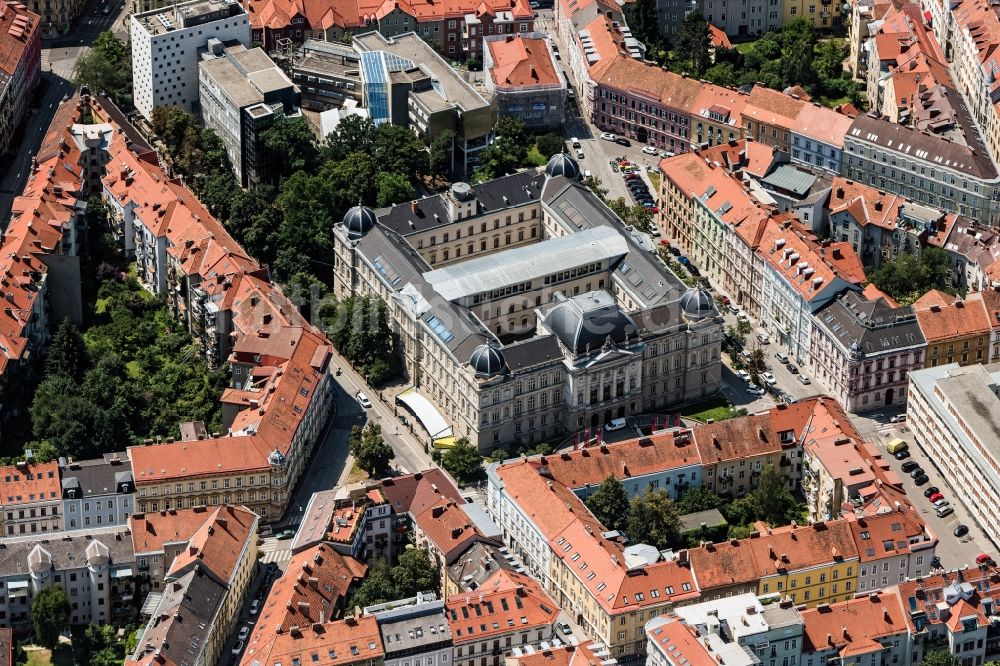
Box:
198;41;298;185
130;0;251;120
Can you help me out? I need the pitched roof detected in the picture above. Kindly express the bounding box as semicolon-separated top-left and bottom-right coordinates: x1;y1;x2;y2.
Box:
0;461;60;505
844;509;932;564
913;289;992;341
166;504;258;583
414;497;495;563
130;508;211;556
380;468;463;515
507;641;608;666
792;104;855;148
446;569;559;643
801;590;908;657
0;2;39;80
743;86;806;129
594;57;702;111
486;36;560;88
243;613;383;666
747;521;860;578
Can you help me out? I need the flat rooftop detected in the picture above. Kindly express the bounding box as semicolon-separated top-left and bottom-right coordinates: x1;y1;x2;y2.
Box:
422;226;627;301
133;0;244;36
201;45;292;108
354;31;490;113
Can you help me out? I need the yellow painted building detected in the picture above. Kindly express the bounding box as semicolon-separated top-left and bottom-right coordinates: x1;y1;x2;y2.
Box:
782;0;842;29
914;291;992;369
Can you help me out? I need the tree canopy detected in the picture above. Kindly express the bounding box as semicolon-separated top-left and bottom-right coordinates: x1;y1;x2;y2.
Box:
870;246;954;304
349;549;440;609
75;624;128;666
625;489;682;551
585;476;630;532
440;438;484;485
675;11;711;77
32;586;70;648
260;116;322;184
322;295;400;385
473;118;528;182
73;32;131;107
921;652;961;666
45;318;89;383
349;423;395;476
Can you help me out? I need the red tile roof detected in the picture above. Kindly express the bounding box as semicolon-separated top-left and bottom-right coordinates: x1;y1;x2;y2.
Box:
913;290;992;342
380;468;464;515
0;2;38;79
414;497;494;563
0;461;59;505
743;86;806;130
166;505;258;583
507;641;607;666
446;569;559;643
243;613;382;666
487;36;560;88
844;509;932;564
801;590;908;657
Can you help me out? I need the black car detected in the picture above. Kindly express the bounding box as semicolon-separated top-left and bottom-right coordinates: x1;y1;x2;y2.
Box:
954;524;970;538
931;556;942;569
914;474;930;486
629;183;649;193
786;364;799;374
616;137;632;146
894;449;911;460
901;460;919;473
909;467;925;479
923;486;939;497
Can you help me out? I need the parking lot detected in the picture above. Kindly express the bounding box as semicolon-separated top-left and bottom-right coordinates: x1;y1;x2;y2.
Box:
865;422;998;570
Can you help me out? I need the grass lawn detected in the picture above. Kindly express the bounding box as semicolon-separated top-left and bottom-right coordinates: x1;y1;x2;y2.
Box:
345;461;369;484
648;171;660;192
23;645;73;666
681;395;743;423
524;145;547;167
734;41;757;54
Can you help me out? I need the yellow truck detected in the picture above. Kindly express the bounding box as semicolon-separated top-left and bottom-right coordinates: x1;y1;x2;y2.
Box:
887;438;908;454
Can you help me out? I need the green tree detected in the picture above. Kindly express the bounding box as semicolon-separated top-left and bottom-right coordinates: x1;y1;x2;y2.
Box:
322;114;377;161
430;130;456;177
32;586;70;648
534;133;565;159
676;11;711;76
473;117;528;181
676;485;724;515
274;171;336;283
441;438;484;485
349;558;397;609
260;116;320;184
870;247;953;304
75;624;127;666
625;489;682;550
349;423;395;476
391;548;439;595
376;172;417;208
73;32;130;104
751;466;798;526
45;318;89;382
374;124;429;178
585;476;630;532
584;175;609;200
921;652;961;666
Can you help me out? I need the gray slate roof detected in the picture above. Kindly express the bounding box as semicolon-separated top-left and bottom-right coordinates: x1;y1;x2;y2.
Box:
814;290;924;356
60;452;134;498
0;526;134;578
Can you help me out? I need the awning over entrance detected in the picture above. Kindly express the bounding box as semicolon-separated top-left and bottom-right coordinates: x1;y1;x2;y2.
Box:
396;389;453;441
432;436;457;450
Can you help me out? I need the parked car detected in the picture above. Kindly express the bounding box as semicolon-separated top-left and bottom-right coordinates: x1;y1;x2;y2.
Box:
737;369;751;382
615;137;632;146
923;486;939;497
643;205;660;213
954;525;969;538
736;313;750;323
600;132;616;141
783;394;797;404
238;625;251;641
774;351;789;364
604;417;627;431
933;503;951;515
583;169;592;178
909;467;925;479
558;622;573;636
250;599;260;615
976;553;995;565
728;304;740;314
786;364;799;374
576;148;585;159
571;137;580;147
276;529;296;540
761;372;777;386
797;375;811;385
720;295;731;306
356;391;372;408
890;413;907;423
660;151;676;158
928;492;944;503
914;474;930;486
893;448;910;460
931;498;949;509
901;460;920;473
746;383;765;396
232;641;245;656
756;332;770;345
642;145;658;155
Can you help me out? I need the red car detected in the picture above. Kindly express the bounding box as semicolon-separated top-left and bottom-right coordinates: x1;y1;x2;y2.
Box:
976;553;995;565
720;295;731;306
928;492;944;503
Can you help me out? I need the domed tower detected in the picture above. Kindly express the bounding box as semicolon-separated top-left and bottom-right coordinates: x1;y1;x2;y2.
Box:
268;449;288;513
679;287;716;321
86;540;111;624
545;152;581;180
470;343;506;377
27;544;52;593
342;204;377;239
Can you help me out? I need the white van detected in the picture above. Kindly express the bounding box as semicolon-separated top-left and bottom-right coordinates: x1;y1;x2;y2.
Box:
774;351;789;364
604;417;627;431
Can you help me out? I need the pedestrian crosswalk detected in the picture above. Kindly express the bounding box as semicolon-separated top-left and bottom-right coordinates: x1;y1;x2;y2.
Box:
259;540;292;567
